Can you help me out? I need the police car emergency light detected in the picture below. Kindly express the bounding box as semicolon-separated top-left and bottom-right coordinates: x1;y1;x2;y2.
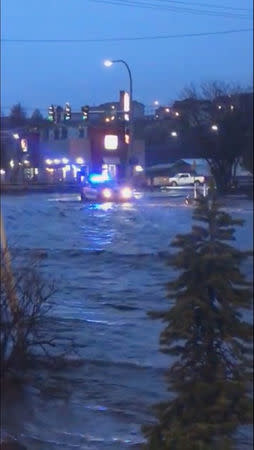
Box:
88;173;110;184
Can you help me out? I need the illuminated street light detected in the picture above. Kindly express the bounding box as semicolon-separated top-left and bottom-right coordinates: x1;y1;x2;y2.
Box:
13;133;20;140
54;159;61;164
218;105;222;110
165;108;170;113
230;105;234;111
62;158;69;164
171;131;178;137
0;169;6;175
211;124;219;132
104;60;113;67
105;117;110;123
45;159;52;165
10;160;15;168
175;111;180;117
154;100;159;106
76;157;84;164
23;160;30;165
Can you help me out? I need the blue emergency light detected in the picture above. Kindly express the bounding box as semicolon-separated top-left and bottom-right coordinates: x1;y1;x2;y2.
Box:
88;173;110;184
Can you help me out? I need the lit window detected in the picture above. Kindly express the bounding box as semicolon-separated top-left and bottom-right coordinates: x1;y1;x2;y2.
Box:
21;138;28;152
104;135;118;150
134;165;144;173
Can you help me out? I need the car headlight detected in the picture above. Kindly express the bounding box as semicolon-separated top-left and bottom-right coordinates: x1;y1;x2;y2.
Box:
121;187;132;199
102;188;112;199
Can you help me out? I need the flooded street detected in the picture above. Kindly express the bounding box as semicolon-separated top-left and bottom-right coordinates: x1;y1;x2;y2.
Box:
1;193;253;449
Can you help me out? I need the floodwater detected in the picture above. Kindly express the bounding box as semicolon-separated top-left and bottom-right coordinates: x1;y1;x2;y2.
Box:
1;192;253;449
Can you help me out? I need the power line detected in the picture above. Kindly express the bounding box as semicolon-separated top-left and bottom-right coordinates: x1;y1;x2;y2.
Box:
98;0;251;19
154;0;252;12
90;0;251;19
2;28;252;43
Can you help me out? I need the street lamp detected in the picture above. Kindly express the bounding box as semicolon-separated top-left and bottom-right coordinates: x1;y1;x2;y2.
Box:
211;124;219;132
104;60;113;67
104;59;133;178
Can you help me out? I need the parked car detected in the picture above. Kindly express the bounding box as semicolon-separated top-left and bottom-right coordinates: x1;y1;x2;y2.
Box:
168;173;206;187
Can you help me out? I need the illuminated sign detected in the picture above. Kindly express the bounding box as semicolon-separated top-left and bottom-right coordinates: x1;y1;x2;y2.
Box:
104;135;118;150
124;92;130;121
120;90;130;121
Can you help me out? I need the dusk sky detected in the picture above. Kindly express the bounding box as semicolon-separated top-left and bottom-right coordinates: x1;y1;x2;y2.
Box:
1;0;253;116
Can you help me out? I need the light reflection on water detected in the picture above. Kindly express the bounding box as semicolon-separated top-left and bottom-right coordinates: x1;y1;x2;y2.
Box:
1;193;253;449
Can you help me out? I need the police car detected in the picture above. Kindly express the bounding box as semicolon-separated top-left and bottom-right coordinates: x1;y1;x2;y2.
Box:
80;174;133;202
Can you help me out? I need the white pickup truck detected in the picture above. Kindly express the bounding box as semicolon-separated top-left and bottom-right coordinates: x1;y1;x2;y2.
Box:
169;173;205;186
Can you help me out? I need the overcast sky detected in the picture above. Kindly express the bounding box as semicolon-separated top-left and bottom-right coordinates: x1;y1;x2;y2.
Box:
1;0;253;116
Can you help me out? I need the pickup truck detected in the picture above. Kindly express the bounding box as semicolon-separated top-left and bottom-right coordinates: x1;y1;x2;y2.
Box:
168;173;205;186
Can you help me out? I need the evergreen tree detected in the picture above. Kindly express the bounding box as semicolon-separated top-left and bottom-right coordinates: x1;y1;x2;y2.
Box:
30;108;44;127
143;196;253;450
9;103;27;128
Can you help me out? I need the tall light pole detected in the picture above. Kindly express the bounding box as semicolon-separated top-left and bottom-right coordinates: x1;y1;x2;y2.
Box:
104;59;133;179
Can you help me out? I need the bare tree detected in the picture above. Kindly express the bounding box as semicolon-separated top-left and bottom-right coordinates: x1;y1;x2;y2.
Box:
175;82;253;193
0;254;57;376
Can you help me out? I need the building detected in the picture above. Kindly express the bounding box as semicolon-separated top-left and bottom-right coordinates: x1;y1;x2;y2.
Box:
39;119;145;183
0;128;40;183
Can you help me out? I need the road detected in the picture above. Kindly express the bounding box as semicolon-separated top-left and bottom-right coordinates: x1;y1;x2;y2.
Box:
1;193;253;449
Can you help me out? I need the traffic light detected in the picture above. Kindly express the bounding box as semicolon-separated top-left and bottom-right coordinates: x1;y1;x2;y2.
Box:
81;105;89;121
64;103;71;121
48;105;55;122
